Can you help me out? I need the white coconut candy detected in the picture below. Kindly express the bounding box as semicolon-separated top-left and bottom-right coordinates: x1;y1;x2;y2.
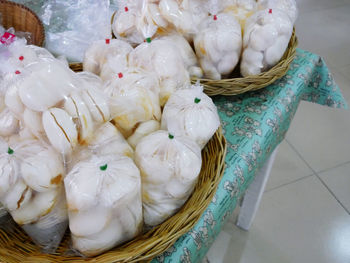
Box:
65;154;142;256
224;0;257;31
257;0;298;24
0;139;67;252
158;0;207;42
42;108;78;156
240;8;293;77
127;120;160;149
135;130;202;226
161;84;220;149
129;39;190;106
112;0;168;46
83;39;133;76
160;34;203;78
18;59;74;112
194;11;242;80
104;68;161;138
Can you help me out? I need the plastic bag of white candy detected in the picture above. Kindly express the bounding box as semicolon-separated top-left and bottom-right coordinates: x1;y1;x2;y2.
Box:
112;0;168;46
64;154;142;256
0;138;68;252
257;0;298;24
2;57;111;160
161;83;220;149
240;8;293;77
135;130;202;227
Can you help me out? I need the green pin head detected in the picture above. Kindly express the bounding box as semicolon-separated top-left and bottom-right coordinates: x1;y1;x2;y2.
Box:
168;134;174;139
194;97;201;104
7;147;14;155
100;164;108;171
146;37;152;43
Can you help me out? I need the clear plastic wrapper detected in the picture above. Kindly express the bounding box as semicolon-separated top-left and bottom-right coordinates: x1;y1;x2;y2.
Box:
127;120;160;149
112;0;169;45
257;0;298;24
0;138;68;252
129;39;190;106
223;0;257;30
39;0;111;62
135;130;202;226
104;67;162;138
83;39;133;78
161;83;220;149
159;33;203;78
194;11;242;80
158;0;207;42
64;154;142;257
240;8;293;77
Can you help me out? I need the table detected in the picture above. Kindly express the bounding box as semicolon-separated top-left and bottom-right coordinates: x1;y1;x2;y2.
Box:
152;48;348;263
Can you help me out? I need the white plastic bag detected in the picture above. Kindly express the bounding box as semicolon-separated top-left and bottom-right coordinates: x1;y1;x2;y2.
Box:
112;0;168;45
223;0;257;30
240;8;293;77
257;0;298;23
161;84;220;149
104;67;161;138
135;130;202;226
0;138;68;252
83;39;133;78
39;0;111;62
158;0;207;42
129;39;190;106
64;154;142;256
159;34;203;78
194;12;242;80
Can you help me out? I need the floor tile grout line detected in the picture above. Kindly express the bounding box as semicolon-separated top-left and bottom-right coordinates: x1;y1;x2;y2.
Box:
265;174;314;193
285;140;350;215
316;160;350;174
314;174;350;215
285;139;317;173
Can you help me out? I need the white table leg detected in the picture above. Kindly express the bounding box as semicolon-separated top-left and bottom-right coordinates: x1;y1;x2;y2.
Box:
236;146;279;231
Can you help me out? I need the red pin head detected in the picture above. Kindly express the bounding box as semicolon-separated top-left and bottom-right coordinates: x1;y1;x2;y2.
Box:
125;6;129;12
117;72;123;78
15;70;21;75
213;15;217;20
19;56;24;61
105;39;110;44
269;9;272;14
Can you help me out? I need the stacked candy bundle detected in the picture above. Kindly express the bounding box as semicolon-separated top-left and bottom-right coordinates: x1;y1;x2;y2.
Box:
111;0;298;79
0;26;221;257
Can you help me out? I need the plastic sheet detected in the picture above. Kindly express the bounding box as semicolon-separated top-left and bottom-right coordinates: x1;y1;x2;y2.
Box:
135;130;202;226
38;0;111;62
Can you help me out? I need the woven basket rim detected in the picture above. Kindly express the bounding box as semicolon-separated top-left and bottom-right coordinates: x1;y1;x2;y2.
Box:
0;0;45;47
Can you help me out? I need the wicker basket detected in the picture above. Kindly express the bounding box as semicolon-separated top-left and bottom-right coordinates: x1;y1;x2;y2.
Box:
0;127;226;262
0;0;45;46
194;29;298;96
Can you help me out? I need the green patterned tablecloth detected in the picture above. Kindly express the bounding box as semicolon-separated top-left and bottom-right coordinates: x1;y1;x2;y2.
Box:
152;49;348;263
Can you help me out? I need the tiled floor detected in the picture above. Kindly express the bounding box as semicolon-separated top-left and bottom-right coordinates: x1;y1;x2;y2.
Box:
205;1;350;262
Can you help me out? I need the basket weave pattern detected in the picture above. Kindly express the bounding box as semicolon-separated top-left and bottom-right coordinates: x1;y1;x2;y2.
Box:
0;128;226;263
0;0;45;46
193;29;298;96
